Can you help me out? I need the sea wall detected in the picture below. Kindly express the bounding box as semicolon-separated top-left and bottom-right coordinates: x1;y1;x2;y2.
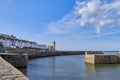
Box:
28;51;85;59
85;51;120;64
85;51;103;64
95;55;118;64
0;53;28;68
0;56;29;80
85;53;95;64
2;48;85;59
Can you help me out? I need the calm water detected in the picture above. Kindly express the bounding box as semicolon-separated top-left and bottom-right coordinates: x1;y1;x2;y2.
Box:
26;51;120;80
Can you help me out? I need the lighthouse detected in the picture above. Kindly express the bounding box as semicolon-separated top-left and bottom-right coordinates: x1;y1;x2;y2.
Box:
53;40;56;50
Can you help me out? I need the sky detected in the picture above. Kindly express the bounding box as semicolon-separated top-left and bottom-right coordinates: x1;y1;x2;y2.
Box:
0;0;120;51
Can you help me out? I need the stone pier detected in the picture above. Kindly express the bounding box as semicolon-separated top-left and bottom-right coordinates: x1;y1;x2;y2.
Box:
0;56;29;80
0;53;28;68
85;51;120;64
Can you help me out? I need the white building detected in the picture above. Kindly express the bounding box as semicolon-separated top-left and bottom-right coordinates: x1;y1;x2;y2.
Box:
0;33;50;50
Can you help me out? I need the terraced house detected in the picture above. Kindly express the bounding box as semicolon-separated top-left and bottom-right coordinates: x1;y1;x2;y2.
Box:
0;33;47;49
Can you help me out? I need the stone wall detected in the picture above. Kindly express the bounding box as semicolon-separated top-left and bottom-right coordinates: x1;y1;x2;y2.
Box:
85;51;103;64
0;56;29;80
95;55;118;64
2;48;85;59
85;54;95;64
0;53;28;68
85;51;120;64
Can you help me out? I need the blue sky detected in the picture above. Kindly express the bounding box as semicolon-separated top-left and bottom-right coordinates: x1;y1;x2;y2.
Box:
0;0;120;51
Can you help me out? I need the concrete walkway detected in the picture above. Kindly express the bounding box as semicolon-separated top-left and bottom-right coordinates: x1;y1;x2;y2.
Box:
0;56;29;80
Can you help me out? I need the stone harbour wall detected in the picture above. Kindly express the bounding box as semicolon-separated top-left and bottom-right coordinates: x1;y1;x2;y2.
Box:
2;48;85;59
0;53;28;68
85;51;120;64
85;52;95;64
0;56;29;80
95;55;119;64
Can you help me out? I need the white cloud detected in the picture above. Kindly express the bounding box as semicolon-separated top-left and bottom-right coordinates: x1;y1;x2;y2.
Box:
43;0;120;39
46;12;80;35
71;31;120;40
75;0;120;33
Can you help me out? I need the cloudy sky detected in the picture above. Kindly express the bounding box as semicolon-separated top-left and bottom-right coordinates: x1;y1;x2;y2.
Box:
0;0;120;51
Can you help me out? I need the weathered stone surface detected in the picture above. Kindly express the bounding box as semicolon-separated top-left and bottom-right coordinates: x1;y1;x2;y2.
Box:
0;56;29;80
1;53;28;68
85;51;120;64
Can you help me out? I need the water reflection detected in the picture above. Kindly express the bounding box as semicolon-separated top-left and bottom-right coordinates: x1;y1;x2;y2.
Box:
52;57;55;80
27;55;120;80
85;63;120;80
86;63;120;72
85;63;96;73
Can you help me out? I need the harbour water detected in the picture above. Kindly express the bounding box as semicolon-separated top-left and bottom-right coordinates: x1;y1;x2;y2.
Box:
26;51;120;80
